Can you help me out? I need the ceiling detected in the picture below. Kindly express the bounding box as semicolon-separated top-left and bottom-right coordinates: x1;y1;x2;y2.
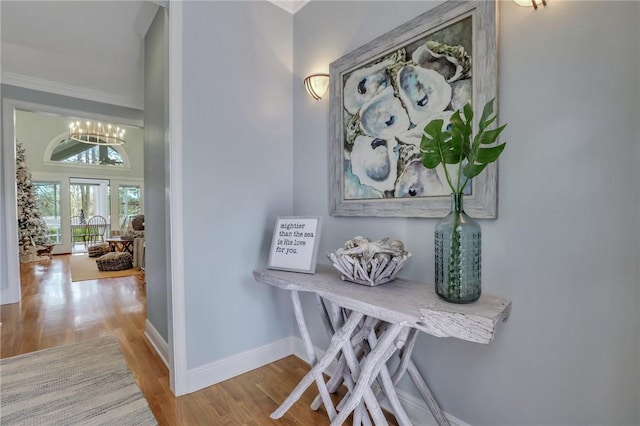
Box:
270;0;309;14
1;1;160;109
0;1;307;110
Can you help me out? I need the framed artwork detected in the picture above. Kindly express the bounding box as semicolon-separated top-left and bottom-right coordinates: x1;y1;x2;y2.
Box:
267;216;322;274
329;0;499;218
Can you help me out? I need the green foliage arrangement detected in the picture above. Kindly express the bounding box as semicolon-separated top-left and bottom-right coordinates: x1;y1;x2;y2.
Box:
420;99;507;194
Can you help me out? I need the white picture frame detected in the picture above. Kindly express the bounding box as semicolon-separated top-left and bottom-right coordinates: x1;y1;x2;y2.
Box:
267;216;322;274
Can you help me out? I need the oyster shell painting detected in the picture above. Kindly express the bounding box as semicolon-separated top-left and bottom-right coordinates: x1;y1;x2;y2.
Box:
341;17;472;201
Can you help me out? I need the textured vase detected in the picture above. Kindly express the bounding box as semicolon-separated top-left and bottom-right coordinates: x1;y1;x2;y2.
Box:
434;193;481;303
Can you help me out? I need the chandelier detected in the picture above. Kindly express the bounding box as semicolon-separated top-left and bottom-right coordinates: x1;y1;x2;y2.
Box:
68;121;126;146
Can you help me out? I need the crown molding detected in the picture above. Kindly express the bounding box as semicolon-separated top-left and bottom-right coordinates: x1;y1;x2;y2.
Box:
268;0;309;14
2;72;143;110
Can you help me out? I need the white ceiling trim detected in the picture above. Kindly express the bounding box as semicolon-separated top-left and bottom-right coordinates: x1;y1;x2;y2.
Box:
134;2;161;37
268;0;309;14
2;72;143;110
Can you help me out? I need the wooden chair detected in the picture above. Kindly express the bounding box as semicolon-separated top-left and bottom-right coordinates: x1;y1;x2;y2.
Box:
70;215;89;249
87;215;108;244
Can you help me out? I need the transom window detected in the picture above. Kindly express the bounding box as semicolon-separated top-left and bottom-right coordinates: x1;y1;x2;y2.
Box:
50;138;124;166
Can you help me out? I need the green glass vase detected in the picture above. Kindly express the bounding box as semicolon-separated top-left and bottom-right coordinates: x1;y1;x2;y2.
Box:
434;193;481;303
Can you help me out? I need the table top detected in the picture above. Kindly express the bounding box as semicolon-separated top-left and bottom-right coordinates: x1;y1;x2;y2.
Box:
254;265;511;344
106;237;134;242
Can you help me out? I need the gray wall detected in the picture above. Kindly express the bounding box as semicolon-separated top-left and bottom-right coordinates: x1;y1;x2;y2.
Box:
181;1;294;368
144;8;169;341
293;1;640;425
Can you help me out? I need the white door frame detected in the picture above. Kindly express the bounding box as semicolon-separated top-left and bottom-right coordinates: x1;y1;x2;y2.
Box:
166;0;187;396
1;99;22;305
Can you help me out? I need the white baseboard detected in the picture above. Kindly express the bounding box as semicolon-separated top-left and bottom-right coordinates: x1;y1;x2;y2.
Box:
0;285;20;306
144;319;170;368
185;336;296;394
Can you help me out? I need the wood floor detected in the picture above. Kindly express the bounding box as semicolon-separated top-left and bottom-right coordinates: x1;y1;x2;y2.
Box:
1;254;394;425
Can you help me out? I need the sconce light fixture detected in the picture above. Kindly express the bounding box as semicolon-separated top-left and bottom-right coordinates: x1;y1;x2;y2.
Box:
304;73;330;100
513;0;547;9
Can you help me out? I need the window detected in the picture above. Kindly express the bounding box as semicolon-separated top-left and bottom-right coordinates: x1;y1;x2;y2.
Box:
34;182;62;244
69;178;110;223
119;186;141;229
50;138;125;166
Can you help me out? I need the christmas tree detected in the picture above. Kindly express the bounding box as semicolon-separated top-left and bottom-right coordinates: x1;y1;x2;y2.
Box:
16;142;52;262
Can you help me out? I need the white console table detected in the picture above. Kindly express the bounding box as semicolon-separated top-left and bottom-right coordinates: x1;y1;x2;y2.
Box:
254;265;511;426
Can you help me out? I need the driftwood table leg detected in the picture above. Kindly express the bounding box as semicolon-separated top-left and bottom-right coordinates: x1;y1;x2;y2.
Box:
271;299;364;420
391;328;419;385
331;323;407;426
334;318;389;425
272;291;337;420
366;326;412;426
388;328;450;426
406;361;450;426
325;302;384;424
315;299;379;425
314;295;348;394
310;297;353;416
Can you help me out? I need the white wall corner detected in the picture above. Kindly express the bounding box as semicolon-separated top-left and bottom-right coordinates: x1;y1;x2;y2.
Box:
144;319;170;368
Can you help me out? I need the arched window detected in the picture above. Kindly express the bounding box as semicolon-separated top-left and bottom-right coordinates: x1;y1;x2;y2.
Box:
44;132;130;168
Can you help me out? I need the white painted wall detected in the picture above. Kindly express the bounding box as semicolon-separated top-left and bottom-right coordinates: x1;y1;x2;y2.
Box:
181;1;294;369
293;1;640;424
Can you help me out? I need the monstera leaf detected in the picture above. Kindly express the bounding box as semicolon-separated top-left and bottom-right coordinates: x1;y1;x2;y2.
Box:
420;99;506;194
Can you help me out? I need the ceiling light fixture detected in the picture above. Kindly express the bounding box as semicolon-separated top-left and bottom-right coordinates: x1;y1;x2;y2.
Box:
513;0;547;9
68;121;126;146
304;73;330;100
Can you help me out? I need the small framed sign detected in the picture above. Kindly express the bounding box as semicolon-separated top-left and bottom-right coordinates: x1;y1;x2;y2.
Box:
267;216;322;274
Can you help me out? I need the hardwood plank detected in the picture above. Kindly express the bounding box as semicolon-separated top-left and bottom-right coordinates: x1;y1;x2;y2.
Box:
1;255;397;425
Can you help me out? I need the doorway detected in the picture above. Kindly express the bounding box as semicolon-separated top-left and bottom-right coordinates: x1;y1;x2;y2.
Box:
1;1;183;396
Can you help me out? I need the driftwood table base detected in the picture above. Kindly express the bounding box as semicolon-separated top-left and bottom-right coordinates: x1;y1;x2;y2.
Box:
254;265;511;425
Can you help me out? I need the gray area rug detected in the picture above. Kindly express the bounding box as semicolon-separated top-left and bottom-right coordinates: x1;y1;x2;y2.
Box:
0;336;157;425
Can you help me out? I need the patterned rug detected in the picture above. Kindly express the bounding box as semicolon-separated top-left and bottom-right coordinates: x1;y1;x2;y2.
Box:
0;336;157;425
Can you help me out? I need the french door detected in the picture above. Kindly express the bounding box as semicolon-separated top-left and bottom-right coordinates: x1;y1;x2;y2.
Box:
69;178;110;253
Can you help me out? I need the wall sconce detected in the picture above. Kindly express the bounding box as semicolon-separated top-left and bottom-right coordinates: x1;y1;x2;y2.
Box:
513;0;547;9
304;73;330;100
